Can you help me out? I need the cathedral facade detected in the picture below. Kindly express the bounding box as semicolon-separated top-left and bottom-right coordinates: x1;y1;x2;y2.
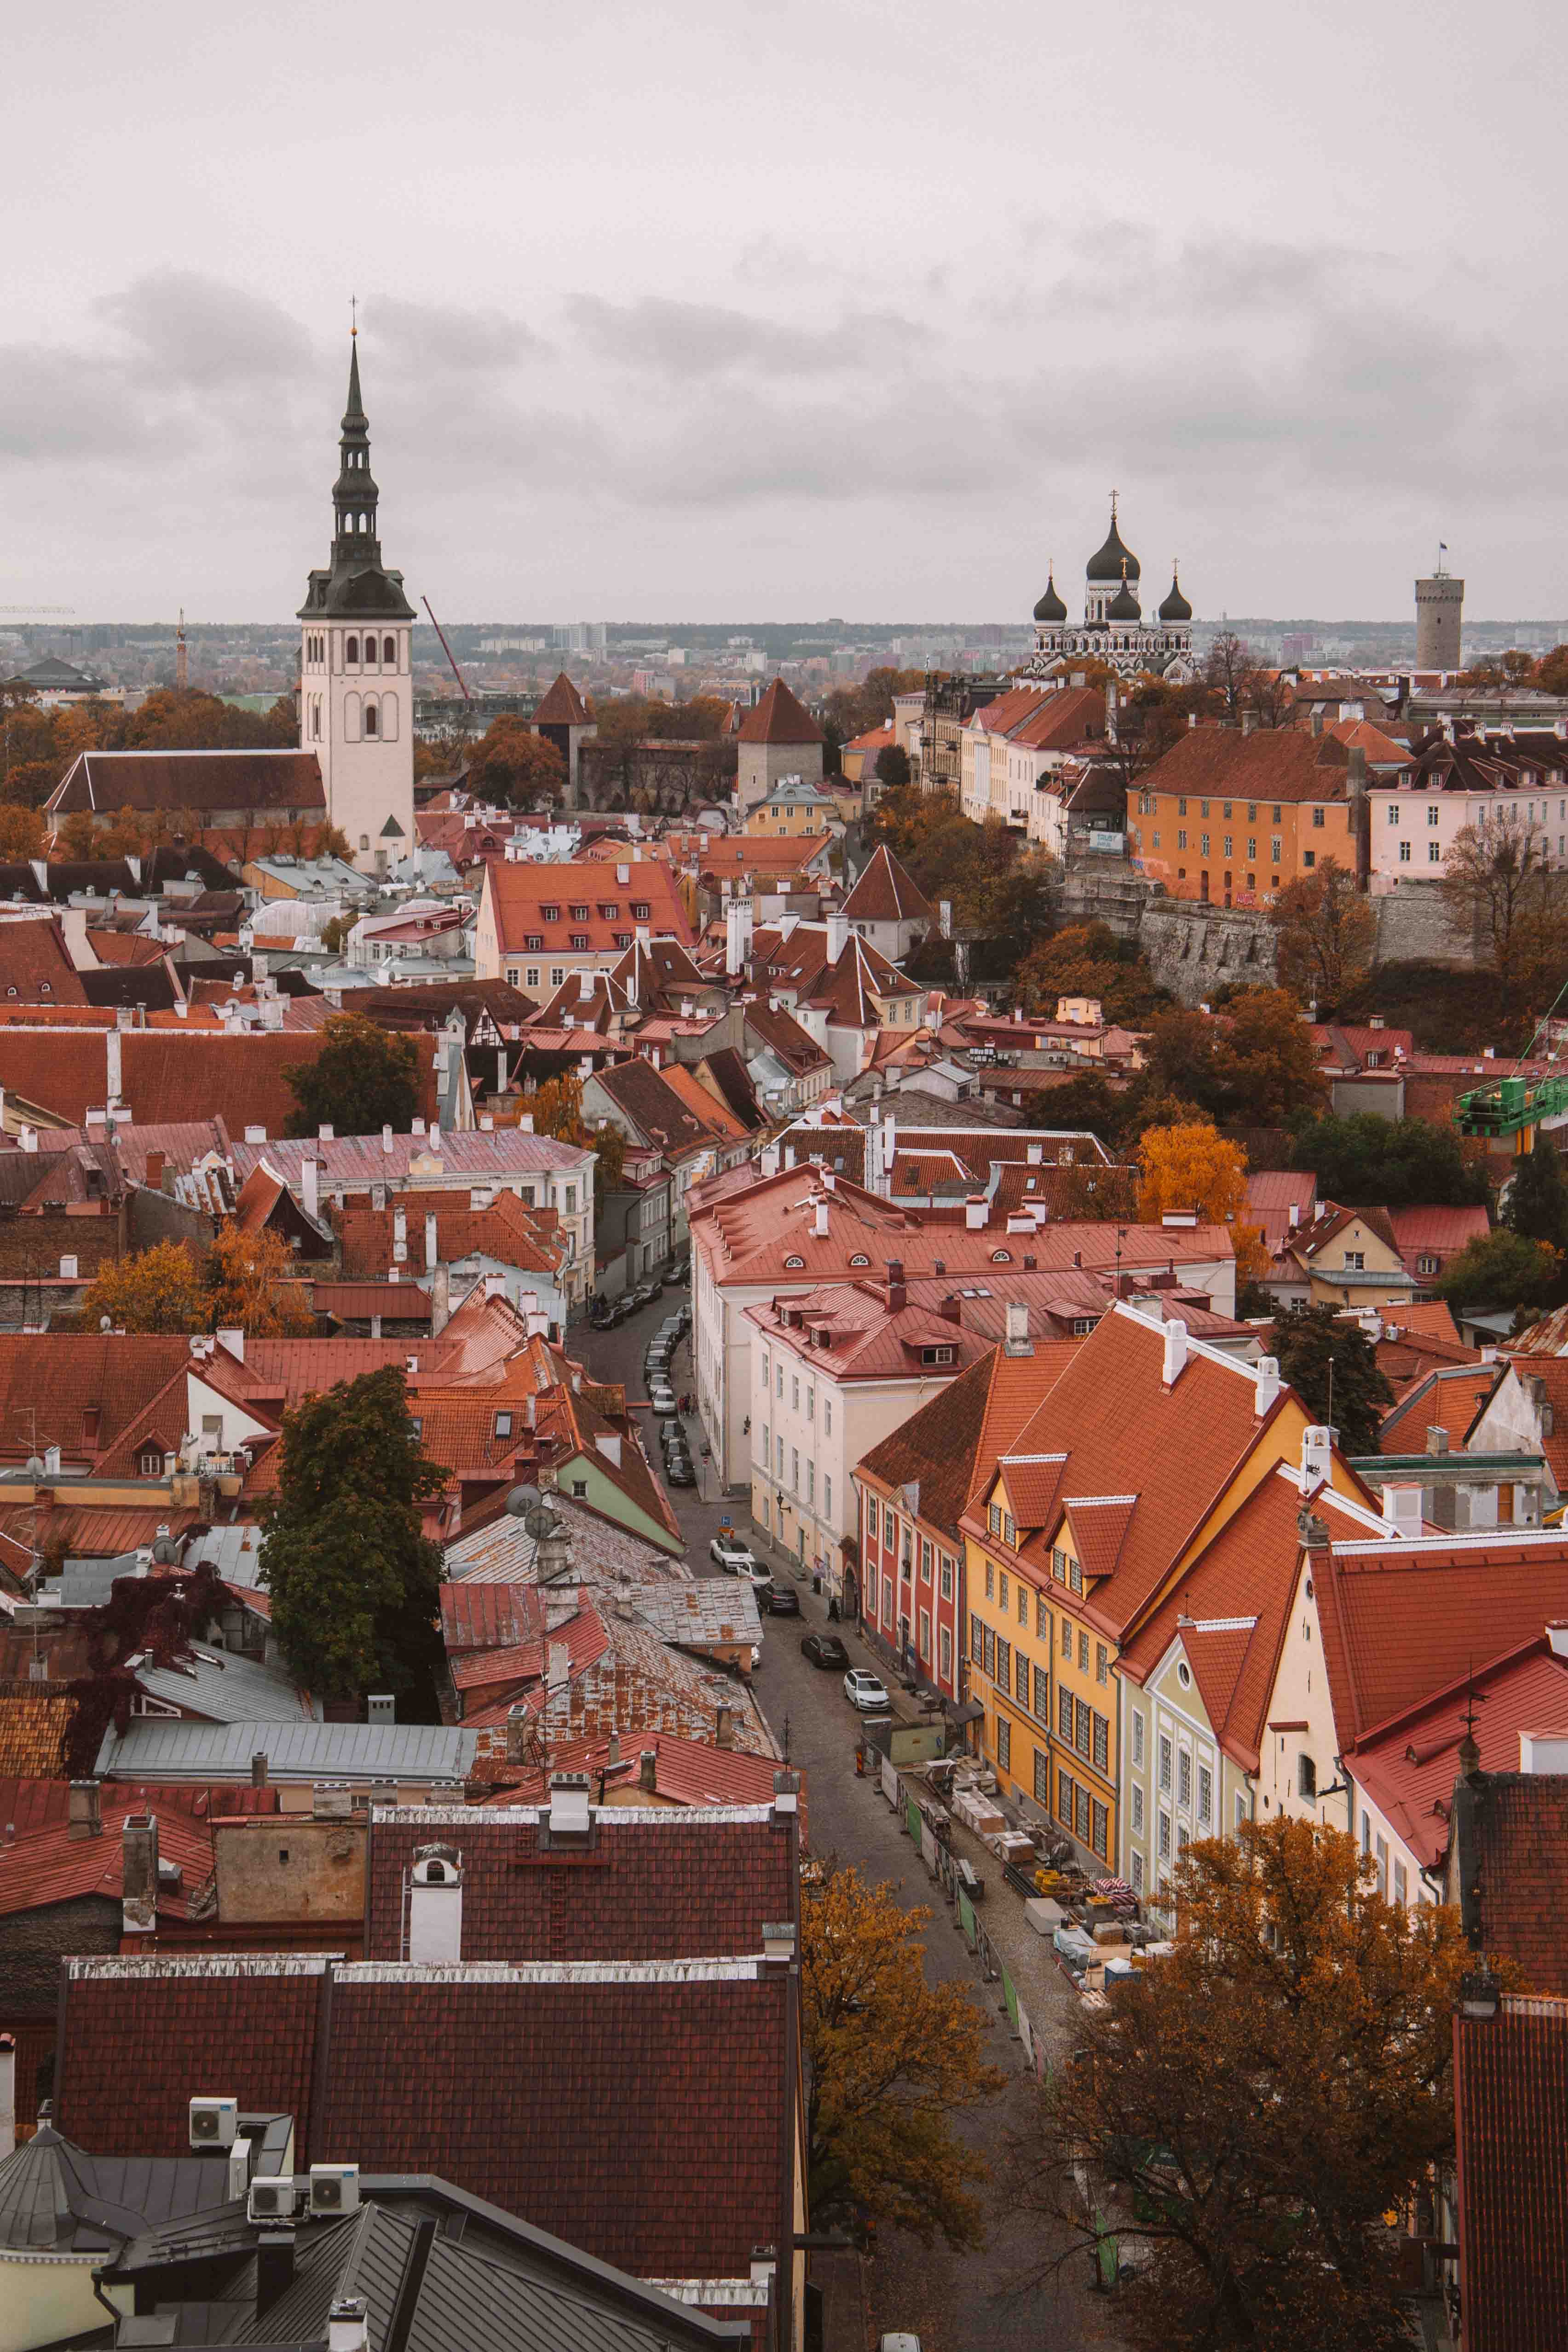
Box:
1019;497;1198;684
298;337;416;873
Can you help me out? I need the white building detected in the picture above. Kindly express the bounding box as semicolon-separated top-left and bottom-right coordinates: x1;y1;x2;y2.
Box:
298;336;416;876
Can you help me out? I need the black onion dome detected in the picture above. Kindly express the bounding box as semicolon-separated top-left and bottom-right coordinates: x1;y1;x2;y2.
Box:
1033;569;1067;623
1159;568;1193;623
1087;507;1140;583
1106;563;1141;622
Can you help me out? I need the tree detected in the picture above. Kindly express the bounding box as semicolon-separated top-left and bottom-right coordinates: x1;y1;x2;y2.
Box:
1142;991;1326;1129
803;1863;1003;2249
465;715;566;806
1267;1303;1393;1451
1204;630;1251;719
204;1224;316;1336
77;1241;208;1333
824;666;924;744
873;742;910;791
1013;1817;1473;2352
1015;922;1169;1027
522;1072;626;1192
1291;1112;1491;1210
1504;1132;1568;1254
283;1013;421;1139
1238;663;1294;729
260;1367;446;1706
1536;644;1568;696
1272;858;1376;1011
1437;1228;1565;1319
0;803;46;858
318;913;354;954
1442;805;1568;1015
1137;1121;1268;1289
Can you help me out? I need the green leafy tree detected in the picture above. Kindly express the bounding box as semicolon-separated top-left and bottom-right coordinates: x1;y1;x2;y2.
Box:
284;1012;421;1139
1267;1303;1395;1453
1143;990;1325;1128
260;1367;446;1706
873;742;911;791
1291;1113;1492;1210
1013;1817;1474;2352
1437;1228;1566;1318
803;1863;1003;2249
1504;1133;1568;1254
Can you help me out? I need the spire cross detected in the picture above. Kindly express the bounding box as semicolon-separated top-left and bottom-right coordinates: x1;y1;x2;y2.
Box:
351;294;358;339
1110;488;1118;519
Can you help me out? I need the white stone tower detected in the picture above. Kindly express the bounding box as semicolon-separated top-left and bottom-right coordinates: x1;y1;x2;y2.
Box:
1415;552;1464;672
298;334;416;873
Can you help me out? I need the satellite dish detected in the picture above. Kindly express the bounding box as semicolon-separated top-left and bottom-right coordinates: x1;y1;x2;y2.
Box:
505;1483;542;1520
525;1504;558;1542
25;1455;44;1478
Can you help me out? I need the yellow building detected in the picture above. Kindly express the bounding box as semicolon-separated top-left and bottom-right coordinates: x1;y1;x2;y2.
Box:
745;775;844;836
1279;1203;1414;1311
959;1304;1355;1870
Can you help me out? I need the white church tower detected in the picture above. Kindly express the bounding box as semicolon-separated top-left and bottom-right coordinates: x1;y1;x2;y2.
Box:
298;333;415;873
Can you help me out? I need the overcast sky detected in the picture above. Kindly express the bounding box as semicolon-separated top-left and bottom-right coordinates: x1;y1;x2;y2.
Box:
5;0;1564;625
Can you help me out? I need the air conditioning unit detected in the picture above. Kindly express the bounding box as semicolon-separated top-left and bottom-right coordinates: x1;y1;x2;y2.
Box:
247;2179;299;2225
189;2096;238;2150
309;2163;361;2216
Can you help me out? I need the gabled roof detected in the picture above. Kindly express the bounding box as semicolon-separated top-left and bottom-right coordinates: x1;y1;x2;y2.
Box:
839;844;937;928
1454;1992;1568;2352
1378;1360;1504;1456
1354;1644;1568;1874
1063;1494;1138;1582
47;749;327;819
1143;726;1352;804
996;1452;1069;1528
736;678;822;746
0;918;90;1006
532;671;590;726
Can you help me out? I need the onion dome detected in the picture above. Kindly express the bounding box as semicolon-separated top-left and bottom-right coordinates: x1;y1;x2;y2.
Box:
1033;567;1067;623
1159;565;1192;623
1087;495;1140;584
1106;561;1141;623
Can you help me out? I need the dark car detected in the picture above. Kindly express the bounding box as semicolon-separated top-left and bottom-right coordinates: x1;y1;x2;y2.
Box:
657;1416;683;1446
766;1586;801;1615
801;1631;850;1668
665;1455;697;1487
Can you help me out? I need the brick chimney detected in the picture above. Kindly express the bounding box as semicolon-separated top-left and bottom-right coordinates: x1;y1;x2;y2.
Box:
121;1814;159;1935
885;1257;906;1313
639;1746;658;1793
68;1780;102;1841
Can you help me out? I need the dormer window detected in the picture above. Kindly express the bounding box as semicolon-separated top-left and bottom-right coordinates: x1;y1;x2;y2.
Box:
784;1254;805;1268
991;1249;1011;1264
140;1449;161;1476
920;1344;955;1366
540;904;560;922
850;1253;870;1267
495;1411;513;1439
631;902;651;920
571;904;591;920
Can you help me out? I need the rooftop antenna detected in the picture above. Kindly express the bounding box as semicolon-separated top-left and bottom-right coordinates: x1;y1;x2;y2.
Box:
175;610;187;693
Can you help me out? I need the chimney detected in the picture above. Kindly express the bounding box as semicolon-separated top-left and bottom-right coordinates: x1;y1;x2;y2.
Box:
1347;745;1368;793
145;1148;166;1192
825;911;849;961
548;1771;592;1837
0;2033;13;2163
430;1260;451;1334
216;1327;244;1363
1161;1320;1188;1384
251;1751;268;1787
318;1124;334;1142
121;1813;159;1935
256;2232;296;2316
393;1204;408;1257
964;1194;986;1229
381;1124;394;1154
1253;1355;1282;1416
328;2298;369;2352
1240;709;1257;737
1426;1426;1450;1456
885;1257;906;1312
715;1703;735;1749
69;1780;102;1841
548;1639;570;1690
1547;1620;1568;1661
813;1198;829;1239
302;1153;320;1224
1005;1302;1032;1357
1300;1424;1333;1490
639;1747;657;1793
1310;708;1324;738
407;1844;463;1962
1382;1483;1423;1536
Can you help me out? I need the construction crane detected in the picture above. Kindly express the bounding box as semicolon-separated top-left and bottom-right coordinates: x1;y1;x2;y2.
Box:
1455;977;1568;1151
422;596;470;701
0;605;75;616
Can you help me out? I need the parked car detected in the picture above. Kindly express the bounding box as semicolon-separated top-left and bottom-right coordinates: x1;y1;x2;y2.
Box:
669;1255;691;1285
665;1455;697;1487
801;1631;849;1669
738;1561;773;1595
657;1417;683;1446
766;1586;801;1616
644;1276;665;1301
649;1384;678;1416
629;1283;654;1309
843;1667;890;1712
709;1532;759;1574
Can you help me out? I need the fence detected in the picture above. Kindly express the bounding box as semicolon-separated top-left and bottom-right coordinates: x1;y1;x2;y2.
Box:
873;1752;1049;2086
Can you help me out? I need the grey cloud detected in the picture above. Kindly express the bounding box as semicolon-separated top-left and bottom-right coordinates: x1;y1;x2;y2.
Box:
0;344;161;460
371;297;548;372
99;271;314;390
569;294;927;380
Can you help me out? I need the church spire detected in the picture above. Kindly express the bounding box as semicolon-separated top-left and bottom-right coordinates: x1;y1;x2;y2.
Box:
332;333;379;565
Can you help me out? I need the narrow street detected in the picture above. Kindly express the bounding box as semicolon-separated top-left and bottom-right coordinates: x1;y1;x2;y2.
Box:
578;1293;1125;2352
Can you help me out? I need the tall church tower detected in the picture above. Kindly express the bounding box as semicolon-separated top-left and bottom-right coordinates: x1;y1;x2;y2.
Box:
298;334;416;873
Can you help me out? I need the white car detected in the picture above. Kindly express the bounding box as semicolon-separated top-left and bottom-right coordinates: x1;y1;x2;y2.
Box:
709;1533;759;1574
649;1384;678;1416
737;1561;773;1594
844;1667;890;1712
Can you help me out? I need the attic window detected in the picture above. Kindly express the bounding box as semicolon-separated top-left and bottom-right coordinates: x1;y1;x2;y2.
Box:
495;1411;513;1439
850;1254;870;1268
540;905;560;922
921;1345;956;1366
140;1449;161;1475
991;1249;1012;1264
409;1416;423;1439
784;1254;805;1269
599;903;618;919
571;904;591;920
631;902;651;919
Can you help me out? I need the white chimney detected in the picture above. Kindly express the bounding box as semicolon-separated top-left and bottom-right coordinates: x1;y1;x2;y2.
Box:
381;1124;394;1155
301;1154;321;1223
813;1198;829;1238
1300;1424;1334;1491
425;1212;438;1268
1549;1620;1568;1660
548;1771;591;1835
1162;1320;1189;1384
216;1327;244;1364
407;1845;463;1963
1026;1142;1043;1164
964;1195;987;1229
1382;1483;1423;1537
105;1027;122;1105
548;1639;570;1690
1253;1354;1281;1416
318;1124;334;1142
825;910;849;961
1004;1302;1031;1356
725;897;754;977
328;2300;369;2352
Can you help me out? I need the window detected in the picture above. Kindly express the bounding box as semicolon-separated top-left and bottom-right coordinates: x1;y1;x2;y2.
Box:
1418;1254;1438;1276
1177;796;1188;815
1200;799;1210;818
1222;835;1233;859
1270;837;1281;863
364;698;379;737
1093;1712;1109;1771
940;1557;954;1599
1075;1697;1092;1759
996;1635;1011;1689
346;634;360;663
525;967;539;989
1312;806;1325;828
1200;833;1210;856
777;1364;784;1398
1132;1782;1144;1835
631;901;651;920
1374;1833;1389;1897
409;1416;423;1439
1036;1592;1049;1636
1428;802;1440;825
1059;1682;1073;1740
824;1475;832;1517
1092;1801;1108;1859
494;1411;513;1439
985;1561;994;1601
1394;1857;1408;1906
1387;803;1399;824
776;1435;783;1477
1061;1615;1072;1657
1235;1788;1250;1831
1095;1642;1108;1686
970;1611;984;1662
1016;1649;1030;1704
1429;841;1441;863
983;1624;996;1678
1058;1767;1076;1830
550;967;565;987
1303;849;1316;869
940;1626;952;1683
791;1447;799;1491
540;904;560;922
1177;829;1187;851
999;1572;1009;1611
918;1608;930;1661
571;903;590;920
1343;1249;1364;1271
1034;1746;1051;1806
996;1716;1011;1772
988;1501;1002;1536
1159;1734;1172;1792
1051;1546;1067;1584
1077;1783;1091;1843
383;635;396;665
807;1461;815;1505
1247;837;1256;859
1131;1848;1144;1894
140;1447;162;1475
1034;1662;1050;1719
807;1387;815;1423
1003;1513;1016;1548
1198;1764;1212;1825
1400;839;1412;863
824;1400;831;1435
1133;1709;1145;1768
1017;1583;1026;1625
1159;1810;1171;1859
1078;1630;1089;1673
1298;1753;1317;1799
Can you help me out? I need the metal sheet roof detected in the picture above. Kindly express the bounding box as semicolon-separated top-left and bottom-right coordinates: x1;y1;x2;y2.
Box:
96;1717;478;1782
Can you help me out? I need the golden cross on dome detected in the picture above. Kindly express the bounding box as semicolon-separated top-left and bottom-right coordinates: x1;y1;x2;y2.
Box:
1110;488;1118;519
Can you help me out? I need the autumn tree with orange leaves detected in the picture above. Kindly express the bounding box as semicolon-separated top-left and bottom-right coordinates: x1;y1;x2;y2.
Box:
1136;1120;1268;1291
1011;1817;1475;2352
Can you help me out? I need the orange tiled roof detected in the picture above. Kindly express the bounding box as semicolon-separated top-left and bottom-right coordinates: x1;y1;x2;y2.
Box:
735;680;822;747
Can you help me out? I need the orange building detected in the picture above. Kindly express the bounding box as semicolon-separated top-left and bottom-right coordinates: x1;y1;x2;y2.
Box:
1127;728;1359;908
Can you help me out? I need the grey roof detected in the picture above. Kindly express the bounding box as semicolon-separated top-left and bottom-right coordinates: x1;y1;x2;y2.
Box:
130;1647;321;1725
185;1522;267;1590
629;1581;762;1649
0;2125;237;2253
95;1716;478;1783
231;1130;592;1189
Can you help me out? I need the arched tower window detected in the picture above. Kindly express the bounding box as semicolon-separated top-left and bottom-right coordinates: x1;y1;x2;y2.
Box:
364;697;379;738
346;635;359;665
383;635;396;666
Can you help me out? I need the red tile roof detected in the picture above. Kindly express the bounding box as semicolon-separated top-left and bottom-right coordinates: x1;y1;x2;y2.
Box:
1388;1203;1492;1262
735;679;822;746
1354;1644;1568;1874
839;845;936;928
439;1581;545;1654
482;858;692;959
1454;1994;1568;2350
531;671;590;726
1143;726;1352;804
48;749;326;819
0;1793;214;1921
1378;1362;1503;1455
0;919;90;1005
